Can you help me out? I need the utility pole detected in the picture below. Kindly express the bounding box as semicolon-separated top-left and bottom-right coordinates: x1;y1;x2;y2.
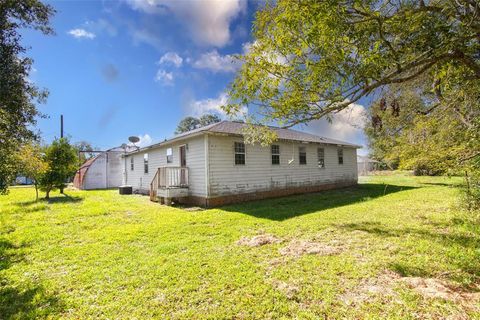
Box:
60;114;64;138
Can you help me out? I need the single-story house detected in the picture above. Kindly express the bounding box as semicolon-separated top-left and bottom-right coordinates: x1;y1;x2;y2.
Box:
123;121;361;207
73;146;134;190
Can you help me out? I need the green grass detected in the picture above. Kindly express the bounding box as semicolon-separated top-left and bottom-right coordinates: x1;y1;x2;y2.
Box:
1;174;479;319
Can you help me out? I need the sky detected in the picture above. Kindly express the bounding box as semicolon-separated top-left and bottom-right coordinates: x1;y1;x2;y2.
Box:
23;0;368;154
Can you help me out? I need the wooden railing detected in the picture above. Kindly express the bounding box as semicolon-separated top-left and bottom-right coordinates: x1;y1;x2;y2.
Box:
150;167;189;201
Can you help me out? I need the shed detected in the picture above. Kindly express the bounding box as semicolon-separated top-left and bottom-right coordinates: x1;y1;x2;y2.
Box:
357;155;380;176
73;146;132;190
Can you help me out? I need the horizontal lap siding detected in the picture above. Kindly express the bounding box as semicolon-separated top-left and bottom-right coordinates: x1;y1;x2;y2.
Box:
125;136;206;196
208;135;358;197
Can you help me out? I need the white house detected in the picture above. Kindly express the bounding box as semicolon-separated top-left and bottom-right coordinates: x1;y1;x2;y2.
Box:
73;146;132;190
123;121;361;207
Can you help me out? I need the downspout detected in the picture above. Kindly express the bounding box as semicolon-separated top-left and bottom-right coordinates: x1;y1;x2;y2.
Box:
204;133;210;207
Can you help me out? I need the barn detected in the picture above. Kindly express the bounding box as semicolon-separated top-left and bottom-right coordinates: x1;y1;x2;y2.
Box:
73;146;132;190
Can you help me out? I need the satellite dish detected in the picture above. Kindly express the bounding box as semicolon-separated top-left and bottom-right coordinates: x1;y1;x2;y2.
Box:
128;136;140;144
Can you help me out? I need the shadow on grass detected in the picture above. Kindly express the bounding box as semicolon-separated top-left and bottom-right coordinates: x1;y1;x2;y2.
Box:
15;193;83;207
337;221;480;287
0;238;64;319
220;183;417;221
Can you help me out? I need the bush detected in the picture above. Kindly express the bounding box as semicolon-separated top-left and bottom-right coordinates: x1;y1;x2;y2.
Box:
463;173;480;211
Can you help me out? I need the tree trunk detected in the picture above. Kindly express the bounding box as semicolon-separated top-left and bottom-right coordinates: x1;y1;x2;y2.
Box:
60;186;64;194
45;189;50;199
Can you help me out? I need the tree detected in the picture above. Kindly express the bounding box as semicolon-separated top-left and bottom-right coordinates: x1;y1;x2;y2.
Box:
39;138;77;199
0;0;55;194
175;116;200;134
17;143;48;201
175;114;221;134
198;114;221;127
226;0;480;129
74;140;95;164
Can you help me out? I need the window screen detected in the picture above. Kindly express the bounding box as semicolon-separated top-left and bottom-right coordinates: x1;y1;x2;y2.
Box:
338;148;344;165
166;148;173;163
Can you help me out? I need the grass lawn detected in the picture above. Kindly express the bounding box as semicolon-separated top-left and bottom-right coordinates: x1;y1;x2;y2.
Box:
1;173;479;319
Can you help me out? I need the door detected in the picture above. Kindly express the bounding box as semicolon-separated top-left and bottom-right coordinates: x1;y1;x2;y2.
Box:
179;145;187;185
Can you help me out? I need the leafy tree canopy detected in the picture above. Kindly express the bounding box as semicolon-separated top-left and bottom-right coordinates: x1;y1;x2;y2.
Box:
38;138;77;199
17;142;48;200
175;114;221;134
226;0;480;129
0;0;55;193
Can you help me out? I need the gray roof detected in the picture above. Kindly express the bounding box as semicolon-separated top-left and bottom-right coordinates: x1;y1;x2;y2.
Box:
127;120;361;155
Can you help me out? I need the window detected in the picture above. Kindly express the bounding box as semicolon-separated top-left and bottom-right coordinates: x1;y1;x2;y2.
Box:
130;157;134;171
271;145;280;165
338;148;344;165
144;153;149;174
166;148;173;163
299;146;307;165
234;142;245;165
318;147;325;168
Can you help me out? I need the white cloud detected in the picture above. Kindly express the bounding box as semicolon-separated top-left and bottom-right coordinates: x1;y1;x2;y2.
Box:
125;0;246;47
187;92;247;117
158;52;183;67
154;69;174;85
137;134;152;147
68;28;96;39
305;103;366;146
191;50;239;73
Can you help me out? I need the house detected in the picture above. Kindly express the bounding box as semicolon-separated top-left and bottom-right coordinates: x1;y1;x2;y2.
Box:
73;146;134;190
123;121;360;207
357;155;381;176
15;176;33;185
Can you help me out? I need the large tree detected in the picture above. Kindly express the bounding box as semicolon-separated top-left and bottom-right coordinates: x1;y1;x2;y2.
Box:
0;0;55;193
365;77;480;175
175;114;221;134
226;0;480;128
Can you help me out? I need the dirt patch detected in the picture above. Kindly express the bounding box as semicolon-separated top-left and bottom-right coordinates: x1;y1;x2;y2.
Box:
340;270;480;312
182;206;205;212
279;240;344;257
400;277;480;309
339;270;401;306
272;280;300;299
237;234;282;247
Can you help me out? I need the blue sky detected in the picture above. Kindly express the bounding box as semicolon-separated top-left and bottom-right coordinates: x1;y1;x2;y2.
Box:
23;0;367;153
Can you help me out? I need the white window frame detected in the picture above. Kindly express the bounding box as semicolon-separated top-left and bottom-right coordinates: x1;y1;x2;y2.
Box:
318;147;325;168
144;153;149;174
234;142;246;165
166;147;173;164
271;145;280;165
299;146;307;165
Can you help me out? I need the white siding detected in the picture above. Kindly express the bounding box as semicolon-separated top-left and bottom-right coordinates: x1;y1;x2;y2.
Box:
125;135;206;196
207;135;358;197
83;151;125;189
83;153;107;189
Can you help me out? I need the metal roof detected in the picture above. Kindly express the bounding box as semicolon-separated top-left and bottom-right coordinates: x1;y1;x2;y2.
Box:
126;120;362;155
